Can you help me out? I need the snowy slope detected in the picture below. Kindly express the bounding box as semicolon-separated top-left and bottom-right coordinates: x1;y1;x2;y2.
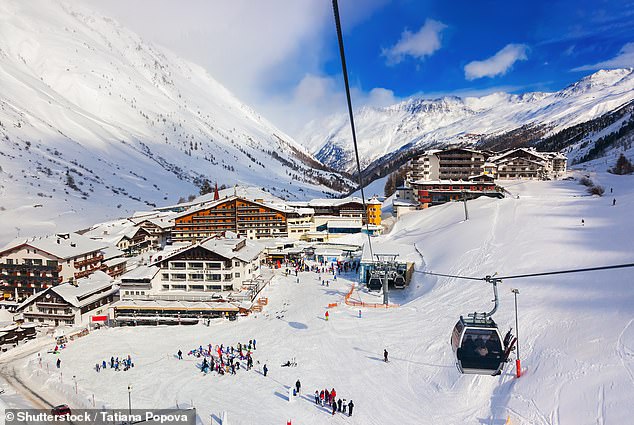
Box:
0;0;351;244
303;69;634;173
6;172;634;424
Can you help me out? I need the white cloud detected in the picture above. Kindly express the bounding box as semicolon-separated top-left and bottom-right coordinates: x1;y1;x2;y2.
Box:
572;42;634;71
261;74;399;138
382;19;447;65
464;44;529;80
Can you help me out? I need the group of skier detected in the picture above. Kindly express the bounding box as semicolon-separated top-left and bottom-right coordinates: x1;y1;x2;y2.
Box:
177;340;258;376
95;355;134;372
313;386;354;416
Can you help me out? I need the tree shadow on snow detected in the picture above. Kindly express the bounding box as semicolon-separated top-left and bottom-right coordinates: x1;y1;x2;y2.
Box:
288;321;308;330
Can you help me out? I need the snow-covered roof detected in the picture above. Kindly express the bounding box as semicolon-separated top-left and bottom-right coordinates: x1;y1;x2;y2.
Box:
103;257;127;268
393;200;419;207
101;245;125;261
288;197;364;208
18;271;116;311
81;219;137;245
52;271;116;308
327;220;362;229
111;299;240;312
0;233;109;260
151;237;264;265
121;265;160;281
489;147;549;163
199;238;264;262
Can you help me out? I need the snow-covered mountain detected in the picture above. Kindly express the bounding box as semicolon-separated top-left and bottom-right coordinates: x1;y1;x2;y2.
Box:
302;68;634;173
0;0;352;243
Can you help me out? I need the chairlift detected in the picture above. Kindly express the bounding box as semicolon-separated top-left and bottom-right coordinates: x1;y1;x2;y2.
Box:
450;277;514;376
367;270;384;291
392;273;406;289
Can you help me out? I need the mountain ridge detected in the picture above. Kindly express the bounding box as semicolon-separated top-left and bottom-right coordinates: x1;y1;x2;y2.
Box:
302;68;634;174
0;0;352;244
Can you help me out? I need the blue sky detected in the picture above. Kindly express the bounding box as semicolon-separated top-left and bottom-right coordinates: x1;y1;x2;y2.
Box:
329;0;634;98
85;0;634;138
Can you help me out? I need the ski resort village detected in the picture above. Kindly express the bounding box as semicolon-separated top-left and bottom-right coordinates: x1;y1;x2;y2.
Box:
1;1;634;425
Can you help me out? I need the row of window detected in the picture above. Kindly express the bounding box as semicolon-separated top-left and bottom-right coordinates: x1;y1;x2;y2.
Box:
161;272;238;281
160;284;231;291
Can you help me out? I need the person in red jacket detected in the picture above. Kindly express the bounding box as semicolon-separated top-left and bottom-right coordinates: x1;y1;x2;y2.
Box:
331;388;336;401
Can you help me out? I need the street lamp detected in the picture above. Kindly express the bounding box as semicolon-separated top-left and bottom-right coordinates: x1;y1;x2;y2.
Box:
127;384;132;417
511;288;521;378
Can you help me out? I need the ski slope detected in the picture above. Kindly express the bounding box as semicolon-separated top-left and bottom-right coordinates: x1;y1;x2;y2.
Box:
7;172;634;424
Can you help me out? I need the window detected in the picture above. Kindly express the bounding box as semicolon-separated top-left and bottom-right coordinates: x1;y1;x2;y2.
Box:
6;259;13;265
235;272;241;278
234;261;240;267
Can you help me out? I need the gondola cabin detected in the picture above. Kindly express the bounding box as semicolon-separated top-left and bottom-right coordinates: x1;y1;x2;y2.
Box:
392;273;406;289
451;315;505;376
367;274;383;291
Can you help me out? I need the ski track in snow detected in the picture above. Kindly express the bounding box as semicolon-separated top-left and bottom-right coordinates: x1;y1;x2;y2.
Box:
616;318;634;385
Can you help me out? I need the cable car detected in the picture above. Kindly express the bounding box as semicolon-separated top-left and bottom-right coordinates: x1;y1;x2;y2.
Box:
367;272;383;291
392;274;406;289
451;315;508;375
450;276;515;376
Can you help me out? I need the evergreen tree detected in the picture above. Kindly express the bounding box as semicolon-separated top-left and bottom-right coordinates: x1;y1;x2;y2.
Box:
610;153;634;175
199;179;213;195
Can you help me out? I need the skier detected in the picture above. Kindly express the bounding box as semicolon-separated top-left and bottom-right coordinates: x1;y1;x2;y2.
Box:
348;400;354;417
56;358;61;368
384;349;389;362
177;350;183;360
263;364;268;377
102;360;106;369
331;388;336;402
332;401;336;416
325;311;329;321
337;398;342;412
320;390;325;406
253;339;256;349
314;390;320;405
358;309;362;318
581;218;585;226
613;198;616;206
295;379;301;395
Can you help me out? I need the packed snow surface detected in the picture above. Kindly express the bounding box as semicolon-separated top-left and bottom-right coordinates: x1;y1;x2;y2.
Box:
7;173;634;424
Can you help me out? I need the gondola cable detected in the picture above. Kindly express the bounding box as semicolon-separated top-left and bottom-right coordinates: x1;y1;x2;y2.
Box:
415;262;634;375
331;0;374;261
414;262;634;282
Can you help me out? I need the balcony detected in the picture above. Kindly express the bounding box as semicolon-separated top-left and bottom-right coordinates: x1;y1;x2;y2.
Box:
74;266;101;280
25;311;75;319
74;254;103;268
36;301;68;308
